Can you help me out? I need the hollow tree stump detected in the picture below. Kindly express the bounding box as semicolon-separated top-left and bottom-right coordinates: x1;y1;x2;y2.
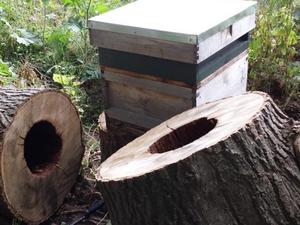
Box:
98;112;147;161
0;88;84;224
97;92;300;225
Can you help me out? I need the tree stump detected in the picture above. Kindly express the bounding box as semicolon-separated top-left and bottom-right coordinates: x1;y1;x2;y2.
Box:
98;112;147;161
0;88;84;224
97;92;300;225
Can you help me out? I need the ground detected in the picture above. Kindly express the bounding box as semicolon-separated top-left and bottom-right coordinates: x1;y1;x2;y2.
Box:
46;131;107;225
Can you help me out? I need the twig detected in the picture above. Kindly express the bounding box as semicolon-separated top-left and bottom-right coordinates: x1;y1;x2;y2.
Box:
60;208;86;215
83;0;93;64
97;212;108;225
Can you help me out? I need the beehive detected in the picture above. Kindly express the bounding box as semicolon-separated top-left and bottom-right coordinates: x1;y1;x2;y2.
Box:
89;0;256;129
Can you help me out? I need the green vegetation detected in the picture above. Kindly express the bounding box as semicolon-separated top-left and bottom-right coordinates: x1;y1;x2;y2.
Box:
0;0;132;122
249;0;300;106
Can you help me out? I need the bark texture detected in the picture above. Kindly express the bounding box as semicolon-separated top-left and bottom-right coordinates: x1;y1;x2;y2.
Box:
0;88;41;217
0;88;41;137
99;112;146;161
0;88;84;224
99;94;300;225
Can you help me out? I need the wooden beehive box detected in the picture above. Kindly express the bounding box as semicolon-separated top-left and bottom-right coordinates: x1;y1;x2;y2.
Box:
89;0;257;129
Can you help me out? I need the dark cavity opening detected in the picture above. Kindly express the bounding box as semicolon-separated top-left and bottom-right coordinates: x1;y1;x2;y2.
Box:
149;117;217;154
24;120;62;175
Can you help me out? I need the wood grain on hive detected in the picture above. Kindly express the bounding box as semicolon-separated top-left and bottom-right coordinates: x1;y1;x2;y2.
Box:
89;0;257;159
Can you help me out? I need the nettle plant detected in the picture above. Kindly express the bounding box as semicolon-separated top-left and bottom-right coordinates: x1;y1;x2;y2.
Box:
249;0;300;102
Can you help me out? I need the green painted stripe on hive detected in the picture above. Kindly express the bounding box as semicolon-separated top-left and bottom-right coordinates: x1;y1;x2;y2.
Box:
99;35;249;85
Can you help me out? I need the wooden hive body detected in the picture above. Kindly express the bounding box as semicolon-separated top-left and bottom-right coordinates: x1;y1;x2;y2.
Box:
89;0;257;158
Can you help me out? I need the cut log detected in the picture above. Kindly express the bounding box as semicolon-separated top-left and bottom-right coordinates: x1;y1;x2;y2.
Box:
97;92;300;225
98;112;147;161
0;88;84;224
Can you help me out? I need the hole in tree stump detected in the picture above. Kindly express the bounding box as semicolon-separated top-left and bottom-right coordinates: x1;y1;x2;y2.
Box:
149;117;217;154
24;120;62;175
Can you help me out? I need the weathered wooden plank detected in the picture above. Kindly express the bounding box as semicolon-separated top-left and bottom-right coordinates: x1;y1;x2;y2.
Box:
103;72;194;99
107;81;194;121
90;29;197;63
88;0;256;45
90;11;255;64
196;51;248;105
197;14;255;63
99;36;248;85
195;37;248;83
102;66;192;88
106;107;162;129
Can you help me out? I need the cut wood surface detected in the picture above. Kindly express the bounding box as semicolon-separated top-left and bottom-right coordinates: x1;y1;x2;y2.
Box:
0;88;84;224
98;92;300;225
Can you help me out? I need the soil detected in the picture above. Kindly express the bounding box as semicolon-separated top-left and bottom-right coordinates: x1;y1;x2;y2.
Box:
45;175;109;225
284;100;300;121
43;128;109;225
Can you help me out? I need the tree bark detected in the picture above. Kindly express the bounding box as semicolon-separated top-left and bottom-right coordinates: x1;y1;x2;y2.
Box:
97;92;300;225
0;88;84;224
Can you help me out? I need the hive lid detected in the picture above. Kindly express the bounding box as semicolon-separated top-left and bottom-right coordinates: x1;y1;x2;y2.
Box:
88;0;256;45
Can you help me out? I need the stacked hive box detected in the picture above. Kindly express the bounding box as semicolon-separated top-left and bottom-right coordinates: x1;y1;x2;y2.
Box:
88;0;257;159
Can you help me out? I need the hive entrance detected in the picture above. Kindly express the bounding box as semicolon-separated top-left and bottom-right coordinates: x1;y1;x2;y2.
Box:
149;117;217;154
24;120;62;175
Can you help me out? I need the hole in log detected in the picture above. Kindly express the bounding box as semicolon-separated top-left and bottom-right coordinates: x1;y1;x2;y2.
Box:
149;117;217;154
24;120;62;175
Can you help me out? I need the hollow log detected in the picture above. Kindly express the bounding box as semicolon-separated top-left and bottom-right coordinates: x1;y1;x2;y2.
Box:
98;92;300;225
0;88;84;224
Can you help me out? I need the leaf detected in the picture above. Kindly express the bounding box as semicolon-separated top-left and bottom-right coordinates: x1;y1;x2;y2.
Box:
53;74;75;86
96;3;109;14
10;29;39;46
67;23;81;33
0;61;10;76
0;17;12;29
